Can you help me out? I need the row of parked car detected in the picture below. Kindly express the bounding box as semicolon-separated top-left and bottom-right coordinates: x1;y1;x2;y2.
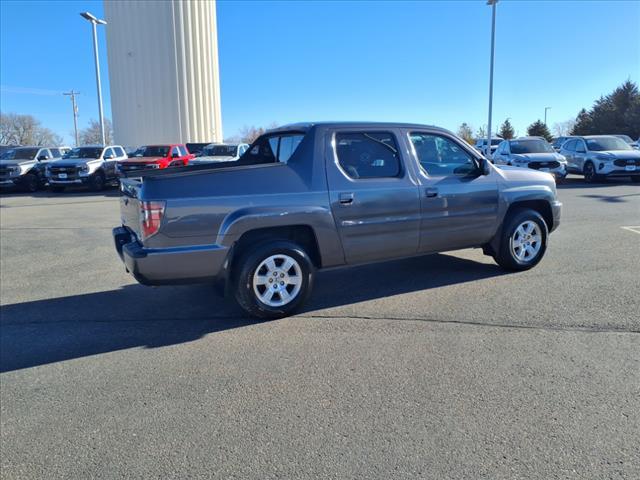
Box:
0;141;250;192
478;134;640;183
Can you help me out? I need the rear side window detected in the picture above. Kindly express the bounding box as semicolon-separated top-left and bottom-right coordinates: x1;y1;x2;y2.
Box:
115;147;125;157
563;140;576;151
335;132;401;179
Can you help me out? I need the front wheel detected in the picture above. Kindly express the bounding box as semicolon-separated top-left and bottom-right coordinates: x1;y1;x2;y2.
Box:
22;173;39;193
493;209;548;271
583;162;602;183
89;171;105;191
233;240;314;319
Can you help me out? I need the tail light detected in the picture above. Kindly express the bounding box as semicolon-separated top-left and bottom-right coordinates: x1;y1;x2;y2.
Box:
140;200;165;240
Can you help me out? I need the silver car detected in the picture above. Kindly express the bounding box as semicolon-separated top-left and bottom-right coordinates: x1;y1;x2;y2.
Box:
559;135;640;183
493;137;567;181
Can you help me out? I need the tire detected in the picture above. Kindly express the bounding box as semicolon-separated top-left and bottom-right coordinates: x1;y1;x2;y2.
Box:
583;161;602;183
89;171;106;191
493;208;548;271
233;240;314;319
22;173;39;193
50;186;66;193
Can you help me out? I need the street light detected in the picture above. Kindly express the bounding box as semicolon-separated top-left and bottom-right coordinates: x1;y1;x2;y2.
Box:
486;0;498;158
80;11;107;146
544;106;552;126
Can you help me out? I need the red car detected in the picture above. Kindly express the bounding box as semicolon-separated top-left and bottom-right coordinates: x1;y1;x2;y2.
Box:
118;144;194;174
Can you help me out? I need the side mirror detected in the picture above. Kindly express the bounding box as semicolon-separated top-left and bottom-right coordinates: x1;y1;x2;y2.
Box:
104;154;114;160
172;152;179;158
37;155;48;161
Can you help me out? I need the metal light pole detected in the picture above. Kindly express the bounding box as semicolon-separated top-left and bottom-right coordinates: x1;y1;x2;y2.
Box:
544;106;551;126
80;12;107;146
63;90;80;146
486;0;498;158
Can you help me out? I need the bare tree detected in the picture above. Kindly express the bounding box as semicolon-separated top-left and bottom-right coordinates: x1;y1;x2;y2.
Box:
0;112;62;145
79;118;113;145
552;119;576;137
236;122;279;144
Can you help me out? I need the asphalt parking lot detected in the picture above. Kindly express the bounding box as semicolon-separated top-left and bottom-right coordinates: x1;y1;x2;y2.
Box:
1;177;639;479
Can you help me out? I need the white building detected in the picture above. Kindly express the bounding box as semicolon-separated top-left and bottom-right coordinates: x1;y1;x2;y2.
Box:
104;0;222;147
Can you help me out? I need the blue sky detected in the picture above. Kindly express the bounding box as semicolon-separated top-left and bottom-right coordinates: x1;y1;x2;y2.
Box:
1;0;639;144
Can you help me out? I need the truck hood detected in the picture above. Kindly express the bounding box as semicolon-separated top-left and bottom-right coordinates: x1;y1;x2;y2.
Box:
511;152;564;162
497;165;557;185
120;156;164;164
592;150;640;160
0;159;36;167
48;158;101;168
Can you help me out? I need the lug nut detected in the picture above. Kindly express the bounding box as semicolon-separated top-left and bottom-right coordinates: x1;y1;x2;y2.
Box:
280;273;284;278
280;281;284;285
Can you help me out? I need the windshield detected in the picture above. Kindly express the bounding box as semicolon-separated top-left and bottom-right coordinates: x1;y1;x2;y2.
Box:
586;137;632;151
202;145;238;157
509;139;554;154
133;145;170;157
614;135;633;144
63;147;103;159
0;148;39;160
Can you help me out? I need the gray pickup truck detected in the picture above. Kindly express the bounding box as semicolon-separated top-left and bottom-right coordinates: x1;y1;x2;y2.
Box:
114;122;561;318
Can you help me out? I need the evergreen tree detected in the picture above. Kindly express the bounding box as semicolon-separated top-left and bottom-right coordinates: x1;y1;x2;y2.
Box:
456;122;474;144
527;120;553;142
498;118;515;139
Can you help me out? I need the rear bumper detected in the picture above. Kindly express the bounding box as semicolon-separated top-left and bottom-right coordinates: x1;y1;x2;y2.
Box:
550;200;562;233
113;227;229;285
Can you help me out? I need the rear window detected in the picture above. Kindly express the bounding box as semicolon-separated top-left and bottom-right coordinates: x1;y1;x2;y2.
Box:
243;133;304;165
335;132;401;179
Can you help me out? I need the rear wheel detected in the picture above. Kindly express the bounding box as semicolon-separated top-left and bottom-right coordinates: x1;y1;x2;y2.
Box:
233;240;314;319
493;208;548;271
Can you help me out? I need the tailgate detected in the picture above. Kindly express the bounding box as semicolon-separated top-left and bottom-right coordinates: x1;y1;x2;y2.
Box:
119;177;142;237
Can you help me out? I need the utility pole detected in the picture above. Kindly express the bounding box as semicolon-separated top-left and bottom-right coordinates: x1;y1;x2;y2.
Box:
544;106;552;126
80;12;107;146
63;90;80;146
486;0;498;159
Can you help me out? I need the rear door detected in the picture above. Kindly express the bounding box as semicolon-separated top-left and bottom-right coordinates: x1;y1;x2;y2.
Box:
406;130;499;253
326;128;420;264
573;138;588;171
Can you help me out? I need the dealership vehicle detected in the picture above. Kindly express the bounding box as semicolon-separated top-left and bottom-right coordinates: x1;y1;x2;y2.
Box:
559;135;640;183
613;134;639;150
114;122;562;318
188;143;250;165
493;137;567;181
474;137;502;157
185;142;210;157
47;145;127;192
551;136;576;151
117;144;193;174
0;146;61;191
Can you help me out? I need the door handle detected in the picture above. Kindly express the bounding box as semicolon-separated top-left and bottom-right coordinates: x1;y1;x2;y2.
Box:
339;192;354;205
425;188;438;198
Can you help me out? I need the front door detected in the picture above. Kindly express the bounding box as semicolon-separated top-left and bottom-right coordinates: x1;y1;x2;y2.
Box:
407;131;499;253
326;129;421;264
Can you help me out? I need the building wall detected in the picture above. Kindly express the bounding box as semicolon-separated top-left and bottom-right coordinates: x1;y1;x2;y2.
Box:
104;0;222;147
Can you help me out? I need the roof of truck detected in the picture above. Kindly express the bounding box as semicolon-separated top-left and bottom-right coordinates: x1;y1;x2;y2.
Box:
269;121;450;133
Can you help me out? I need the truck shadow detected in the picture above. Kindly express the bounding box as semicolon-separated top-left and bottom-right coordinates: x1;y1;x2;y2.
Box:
0;186;120;199
0;253;503;373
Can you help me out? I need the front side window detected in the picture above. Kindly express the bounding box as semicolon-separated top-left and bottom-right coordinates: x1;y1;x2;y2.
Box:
335;132;401;179
410;133;476;176
50;148;61;157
